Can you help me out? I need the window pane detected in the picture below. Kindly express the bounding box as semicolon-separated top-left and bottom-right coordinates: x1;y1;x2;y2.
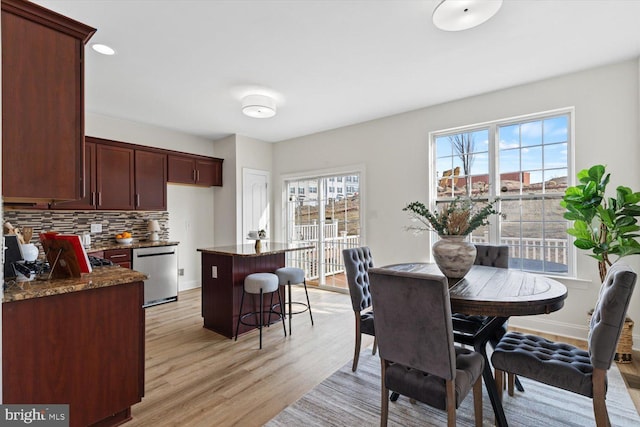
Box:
499;124;520;149
543;116;568;144
544;142;567;168
436;137;453;158
521;121;542;147
522;146;543;171
544;168;568;193
499;148;520;174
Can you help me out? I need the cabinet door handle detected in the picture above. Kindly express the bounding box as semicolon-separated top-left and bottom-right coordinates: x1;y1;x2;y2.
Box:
109;254;128;259
193;169;197;182
196;169;200;182
98;192;102;206
136;194;140;207
90;191;95;206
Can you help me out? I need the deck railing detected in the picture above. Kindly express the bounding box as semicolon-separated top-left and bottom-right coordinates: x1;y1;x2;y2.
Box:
290;225;568;280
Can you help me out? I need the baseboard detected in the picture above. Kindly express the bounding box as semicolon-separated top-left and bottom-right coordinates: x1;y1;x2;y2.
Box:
179;280;200;292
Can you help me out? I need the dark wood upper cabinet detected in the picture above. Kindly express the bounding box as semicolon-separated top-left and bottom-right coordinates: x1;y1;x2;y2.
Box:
96;144;136;210
168;154;223;187
52;141;97;210
135;150;167;210
1;0;96;203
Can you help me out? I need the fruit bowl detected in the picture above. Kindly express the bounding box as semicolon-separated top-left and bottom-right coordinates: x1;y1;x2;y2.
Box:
116;237;133;244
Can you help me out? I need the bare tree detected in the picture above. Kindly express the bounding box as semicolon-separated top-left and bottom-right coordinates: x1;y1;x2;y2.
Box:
449;133;475;196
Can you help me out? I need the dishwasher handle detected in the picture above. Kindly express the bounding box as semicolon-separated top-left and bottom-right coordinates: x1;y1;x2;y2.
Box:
136;251;175;258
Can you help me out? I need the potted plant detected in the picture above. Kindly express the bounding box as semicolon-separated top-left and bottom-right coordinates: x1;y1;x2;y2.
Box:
403;197;499;278
561;164;640;282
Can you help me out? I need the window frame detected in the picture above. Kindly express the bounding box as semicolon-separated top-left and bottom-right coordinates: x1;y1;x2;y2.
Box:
429;107;575;277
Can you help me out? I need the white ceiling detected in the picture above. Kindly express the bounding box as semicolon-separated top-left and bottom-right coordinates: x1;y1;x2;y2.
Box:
33;0;640;143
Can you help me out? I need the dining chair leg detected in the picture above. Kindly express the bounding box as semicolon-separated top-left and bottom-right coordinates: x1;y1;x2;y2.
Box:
352;311;362;372
372;336;378;355
446;379;456;427
507;373;515;397
494;369;504;401
473;376;483;427
381;360;389;427
592;368;611;427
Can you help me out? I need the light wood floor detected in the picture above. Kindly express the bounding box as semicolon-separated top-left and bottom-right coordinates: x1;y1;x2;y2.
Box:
131;287;640;426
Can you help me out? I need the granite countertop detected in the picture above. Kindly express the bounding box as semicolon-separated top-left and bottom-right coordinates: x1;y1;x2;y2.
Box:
197;242;314;256
85;240;179;252
3;265;148;303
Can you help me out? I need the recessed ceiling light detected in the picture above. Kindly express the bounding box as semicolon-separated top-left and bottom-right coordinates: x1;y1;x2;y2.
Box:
91;43;116;55
241;94;277;118
432;0;503;32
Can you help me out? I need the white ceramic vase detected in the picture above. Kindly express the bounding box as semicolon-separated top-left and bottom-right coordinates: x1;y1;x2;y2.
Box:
432;235;476;279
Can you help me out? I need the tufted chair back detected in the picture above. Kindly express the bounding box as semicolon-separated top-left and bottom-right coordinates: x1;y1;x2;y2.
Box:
369;267;457;380
474;244;509;268
588;262;637;370
342;247;375;312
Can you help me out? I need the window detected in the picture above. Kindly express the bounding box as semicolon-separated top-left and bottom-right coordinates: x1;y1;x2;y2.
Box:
310;187;318;194
289;187;296;194
298;188;305;195
432;110;572;275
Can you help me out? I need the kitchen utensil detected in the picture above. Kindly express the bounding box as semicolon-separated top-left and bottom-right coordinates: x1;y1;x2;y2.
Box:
22;227;33;243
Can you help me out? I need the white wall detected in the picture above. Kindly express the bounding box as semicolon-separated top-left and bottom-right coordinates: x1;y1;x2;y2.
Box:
86;112;217;291
212;134;274;245
212;135;238;246
273;59;640;345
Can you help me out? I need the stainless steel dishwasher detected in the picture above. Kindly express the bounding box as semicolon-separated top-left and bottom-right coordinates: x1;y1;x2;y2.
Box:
133;245;178;307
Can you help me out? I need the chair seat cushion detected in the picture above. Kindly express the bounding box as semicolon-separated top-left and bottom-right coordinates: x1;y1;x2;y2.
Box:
491;332;597;397
360;311;375;336
385;346;484;410
275;267;305;285
244;273;279;294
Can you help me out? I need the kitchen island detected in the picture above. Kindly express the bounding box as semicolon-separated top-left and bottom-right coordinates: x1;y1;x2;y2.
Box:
197;242;313;338
3;266;147;427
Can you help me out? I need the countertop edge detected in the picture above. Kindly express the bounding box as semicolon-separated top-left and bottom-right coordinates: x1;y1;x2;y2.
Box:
3;266;148;303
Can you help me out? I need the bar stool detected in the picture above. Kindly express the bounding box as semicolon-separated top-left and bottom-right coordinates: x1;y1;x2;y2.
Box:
234;272;286;349
274;267;314;334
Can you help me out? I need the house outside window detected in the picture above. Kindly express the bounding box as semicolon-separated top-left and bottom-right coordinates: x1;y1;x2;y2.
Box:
432;109;573;276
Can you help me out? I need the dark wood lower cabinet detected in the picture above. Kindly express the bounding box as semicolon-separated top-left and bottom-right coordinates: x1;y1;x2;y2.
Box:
2;282;145;427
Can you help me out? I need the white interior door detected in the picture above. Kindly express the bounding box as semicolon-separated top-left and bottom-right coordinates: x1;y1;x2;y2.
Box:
243;168;270;240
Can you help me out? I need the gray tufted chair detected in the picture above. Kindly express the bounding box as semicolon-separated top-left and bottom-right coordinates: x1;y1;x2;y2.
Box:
369;267;484;427
342;246;377;372
491;262;637;426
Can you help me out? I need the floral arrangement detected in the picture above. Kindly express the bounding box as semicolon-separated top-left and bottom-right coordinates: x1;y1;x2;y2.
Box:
403;197;499;236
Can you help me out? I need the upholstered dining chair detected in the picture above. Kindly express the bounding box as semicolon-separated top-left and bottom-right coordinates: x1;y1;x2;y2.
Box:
342;246;376;372
491;262;637;427
368;267;484;427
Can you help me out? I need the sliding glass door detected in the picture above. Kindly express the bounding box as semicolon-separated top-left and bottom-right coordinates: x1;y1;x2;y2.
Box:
285;173;361;291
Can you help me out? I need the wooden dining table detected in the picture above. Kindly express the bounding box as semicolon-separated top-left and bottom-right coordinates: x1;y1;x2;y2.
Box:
381;263;568;427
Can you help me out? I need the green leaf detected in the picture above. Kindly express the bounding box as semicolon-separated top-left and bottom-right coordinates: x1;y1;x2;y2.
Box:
588;165;606;182
574;239;596;250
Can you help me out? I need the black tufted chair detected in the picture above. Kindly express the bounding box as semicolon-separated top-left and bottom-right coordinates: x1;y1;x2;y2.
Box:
369;267;484;427
342;246;377;372
492;263;637;426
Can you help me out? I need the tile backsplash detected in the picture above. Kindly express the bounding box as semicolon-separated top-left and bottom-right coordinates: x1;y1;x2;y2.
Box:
3;210;169;247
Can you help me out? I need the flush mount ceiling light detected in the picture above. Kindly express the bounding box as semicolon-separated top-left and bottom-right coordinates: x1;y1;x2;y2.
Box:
432;0;503;32
241;94;277;118
91;43;116;55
